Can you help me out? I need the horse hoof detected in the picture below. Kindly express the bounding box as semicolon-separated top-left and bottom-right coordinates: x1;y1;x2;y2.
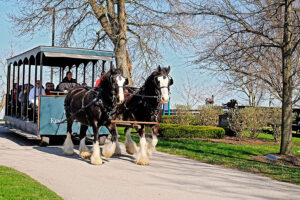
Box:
80;151;92;159
102;142;116;158
125;144;138;155
91;156;103;165
114;143;121;156
126;148;135;155
63;150;74;156
136;159;150;165
114;146;122;156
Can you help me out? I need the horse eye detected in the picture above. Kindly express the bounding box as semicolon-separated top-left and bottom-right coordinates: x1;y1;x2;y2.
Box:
163;76;166;79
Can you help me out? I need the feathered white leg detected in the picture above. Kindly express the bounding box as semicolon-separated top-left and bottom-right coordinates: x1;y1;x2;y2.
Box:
79;137;91;159
102;141;116;158
63;132;74;155
146;134;158;156
136;135;149;165
125;129;138;155
91;141;102;165
114;138;122;156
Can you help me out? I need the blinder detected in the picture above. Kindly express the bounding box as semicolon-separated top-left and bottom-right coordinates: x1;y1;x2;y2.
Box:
154;75;173;90
153;75;173;102
110;75;129;89
169;77;173;86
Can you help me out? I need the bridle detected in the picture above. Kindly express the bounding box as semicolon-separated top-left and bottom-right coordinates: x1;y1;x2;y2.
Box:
109;74;126;100
154;75;173;102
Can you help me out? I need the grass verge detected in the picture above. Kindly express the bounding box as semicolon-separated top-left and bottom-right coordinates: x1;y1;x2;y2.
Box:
118;127;300;185
256;133;300;143
0;165;62;200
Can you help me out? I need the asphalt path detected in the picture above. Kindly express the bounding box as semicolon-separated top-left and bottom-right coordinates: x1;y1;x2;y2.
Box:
0;127;300;200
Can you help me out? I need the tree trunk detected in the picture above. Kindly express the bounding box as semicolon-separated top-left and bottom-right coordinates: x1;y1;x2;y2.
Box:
280;0;293;155
0;94;5;113
88;0;133;85
114;0;133;85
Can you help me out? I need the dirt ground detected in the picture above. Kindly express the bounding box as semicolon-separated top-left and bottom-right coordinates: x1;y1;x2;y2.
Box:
252;154;300;167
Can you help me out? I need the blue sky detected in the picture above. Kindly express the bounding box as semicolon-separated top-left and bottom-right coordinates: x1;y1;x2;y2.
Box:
0;1;231;108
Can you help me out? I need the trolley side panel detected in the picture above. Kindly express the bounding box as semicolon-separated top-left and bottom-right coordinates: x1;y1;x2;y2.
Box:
39;96;107;135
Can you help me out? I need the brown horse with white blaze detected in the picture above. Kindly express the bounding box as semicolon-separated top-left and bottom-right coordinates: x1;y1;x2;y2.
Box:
62;65;128;165
112;65;173;165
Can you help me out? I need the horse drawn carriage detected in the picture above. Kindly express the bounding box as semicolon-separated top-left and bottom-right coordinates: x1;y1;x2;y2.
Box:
3;46;114;145
3;45;174;165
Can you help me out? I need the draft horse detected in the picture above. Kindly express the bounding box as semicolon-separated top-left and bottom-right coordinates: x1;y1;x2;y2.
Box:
62;66;128;165
114;65;173;165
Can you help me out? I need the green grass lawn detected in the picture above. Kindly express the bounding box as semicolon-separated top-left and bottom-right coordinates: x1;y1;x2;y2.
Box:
0;165;62;200
244;131;300;143
118;128;300;185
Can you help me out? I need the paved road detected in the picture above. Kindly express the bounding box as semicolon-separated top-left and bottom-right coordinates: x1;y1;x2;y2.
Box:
0;128;300;200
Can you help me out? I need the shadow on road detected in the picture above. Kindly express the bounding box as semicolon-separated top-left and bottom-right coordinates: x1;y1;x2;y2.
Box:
0;127;38;146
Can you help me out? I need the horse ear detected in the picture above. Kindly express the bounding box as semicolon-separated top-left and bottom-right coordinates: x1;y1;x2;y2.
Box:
167;66;171;74
169;77;173;86
157;65;161;72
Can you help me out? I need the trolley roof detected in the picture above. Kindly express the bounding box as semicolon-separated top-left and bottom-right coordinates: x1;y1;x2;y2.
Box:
7;46;114;67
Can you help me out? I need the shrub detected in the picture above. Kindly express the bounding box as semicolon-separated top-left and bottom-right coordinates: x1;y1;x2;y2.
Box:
161;115;178;124
196;105;224;126
159;123;225;139
228;107;268;139
161;105;224;127
265;108;282;141
174;104;194;125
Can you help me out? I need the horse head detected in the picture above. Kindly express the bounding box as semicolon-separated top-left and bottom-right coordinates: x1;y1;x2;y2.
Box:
105;65;128;104
154;65;173;104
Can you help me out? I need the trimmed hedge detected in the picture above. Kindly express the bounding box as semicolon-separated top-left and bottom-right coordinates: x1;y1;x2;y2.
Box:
159;123;225;139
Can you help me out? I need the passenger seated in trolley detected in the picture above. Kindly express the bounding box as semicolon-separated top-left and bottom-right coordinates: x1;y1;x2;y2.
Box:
18;84;33;103
62;71;76;83
45;82;55;95
19;84;33;120
29;80;46;106
10;83;18;105
56;71;78;92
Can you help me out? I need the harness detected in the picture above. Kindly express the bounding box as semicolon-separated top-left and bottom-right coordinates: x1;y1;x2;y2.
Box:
122;75;172;122
56;88;101;124
56;74;124;124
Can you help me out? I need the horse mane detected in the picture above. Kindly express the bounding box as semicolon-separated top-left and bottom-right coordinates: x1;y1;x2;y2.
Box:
100;68;123;88
143;72;157;88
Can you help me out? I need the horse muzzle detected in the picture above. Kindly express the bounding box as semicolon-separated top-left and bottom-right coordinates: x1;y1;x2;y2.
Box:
117;99;124;104
161;96;169;104
117;88;125;104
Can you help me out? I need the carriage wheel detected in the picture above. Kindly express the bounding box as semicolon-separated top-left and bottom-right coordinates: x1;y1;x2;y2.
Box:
98;135;107;145
39;136;50;147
